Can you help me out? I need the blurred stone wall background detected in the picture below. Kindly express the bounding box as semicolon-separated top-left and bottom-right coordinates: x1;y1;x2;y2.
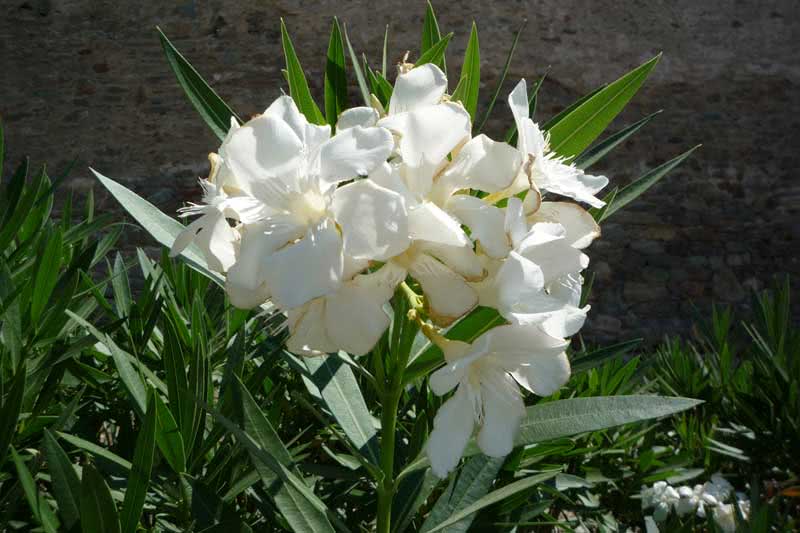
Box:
1;0;798;342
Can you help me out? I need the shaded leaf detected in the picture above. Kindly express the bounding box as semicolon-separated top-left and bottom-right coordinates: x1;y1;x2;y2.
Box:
120;392;157;533
81;463;121;533
43;429;82;530
324;18;347;127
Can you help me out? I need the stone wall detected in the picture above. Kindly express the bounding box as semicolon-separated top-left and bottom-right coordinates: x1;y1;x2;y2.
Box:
1;0;798;342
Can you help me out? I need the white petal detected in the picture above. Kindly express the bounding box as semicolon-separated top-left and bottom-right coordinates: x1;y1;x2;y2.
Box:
225;218;305;308
409;253;477;325
408;202;469;247
426;387;475;477
417;240;485;281
504;197;529;250
368;161;418;207
378;102;471;172
517;117;549;158
441;134;522;194
534;157;608;208
332;179;410;261
511;349;571;396
336;106;379;130
170;217;206;258
194;212;238;272
225;115;304;206
446;195;510;259
508;79;529;134
318;126;394;184
482;324;569;366
286;300;337;356
264;95;331;154
477;373;525;457
324;262;405;355
516;223;589;282
262;218;344;309
389;63;448;115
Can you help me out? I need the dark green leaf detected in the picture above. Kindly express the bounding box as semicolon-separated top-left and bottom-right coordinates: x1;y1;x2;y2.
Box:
56;432;132;471
452;23;479;121
0;361;26;467
303;355;380;466
81;463;122;533
43;429;82;530
415;33;454;70
476;19;526;133
426;471;558;532
157;27;240;141
420;1;446;73
12;447;60;533
574;110;662;169
280;19;326;125
570;339;643;373
547;54;661;158
154;392;187;474
342;24;372;106
324;18;347;127
120;392;157;533
421;455;504;533
599;145;700;221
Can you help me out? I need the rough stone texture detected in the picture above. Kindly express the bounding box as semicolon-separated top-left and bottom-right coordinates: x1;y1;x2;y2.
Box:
1;0;798;342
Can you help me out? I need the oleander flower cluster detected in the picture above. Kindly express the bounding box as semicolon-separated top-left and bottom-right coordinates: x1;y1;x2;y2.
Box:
172;62;608;476
641;475;750;532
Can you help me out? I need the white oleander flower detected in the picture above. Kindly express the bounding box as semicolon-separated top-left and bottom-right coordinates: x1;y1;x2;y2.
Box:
424;324;570;477
364;64;522;325
473;198;598;338
285;261;406;356
641;481;680;522
498;79;609;208
714;493;750;533
214;95;407;310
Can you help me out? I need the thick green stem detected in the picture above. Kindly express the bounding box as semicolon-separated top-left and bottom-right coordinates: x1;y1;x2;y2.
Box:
376;385;401;533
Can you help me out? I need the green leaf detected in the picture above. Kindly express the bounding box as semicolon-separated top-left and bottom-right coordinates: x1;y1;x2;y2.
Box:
420;1;446;74
381;24;389;77
425;471;558;533
547;54;661;158
598;145;700;221
280;19;326;125
110;252;132;318
342;24;371;106
157;27;240;141
0;162;45;251
120;392;157;533
91;170;222;284
81;463;122;533
452;23;479;121
324;18;347;127
56;432;132;471
206;405;336;533
233;376;293;467
12;447;60;533
43;429;82;530
574;110;662;169
0;361;25;467
415;33;454;70
153;392;186;474
515;396;702;446
303;355;380;466
31;227;64;324
570;339;642;373
476;19;526;133
421;455;504;533
392;469;438;533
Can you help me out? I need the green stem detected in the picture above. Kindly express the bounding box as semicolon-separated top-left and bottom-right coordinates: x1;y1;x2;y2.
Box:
376;385;401;533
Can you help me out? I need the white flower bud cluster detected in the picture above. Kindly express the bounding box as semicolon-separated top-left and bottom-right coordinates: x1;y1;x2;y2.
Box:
641;474;750;531
172;63;609;476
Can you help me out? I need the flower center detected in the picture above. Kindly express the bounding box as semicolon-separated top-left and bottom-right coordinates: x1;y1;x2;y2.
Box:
287;190;329;225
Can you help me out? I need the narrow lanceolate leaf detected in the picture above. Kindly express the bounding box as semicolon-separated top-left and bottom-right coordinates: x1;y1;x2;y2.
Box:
206;406;336;533
426;471;558;533
415;33;454;70
303;355;380;466
81;463;122;533
157;27;240;141
515;396;702;446
91;170;222;285
381;24;390;77
324;18;347;127
421;455;504;533
280;19;326;125
547;54;662;158
599;145;700;221
476;19;526;133
233;376;293;466
56;432;132;471
342;24;371;106
393;469;438;533
12;447;60;533
120;392;157;533
421;1;446;74
153;393;186;474
571;339;643;374
43;429;82;530
0;362;26;467
574;110;663;169
452;23;480;121
31;227;64;323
